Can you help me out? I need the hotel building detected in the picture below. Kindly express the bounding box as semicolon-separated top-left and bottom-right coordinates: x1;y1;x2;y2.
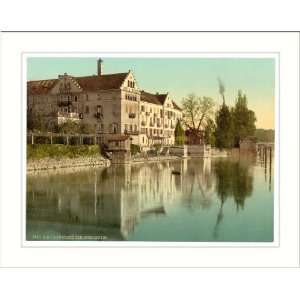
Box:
27;59;183;147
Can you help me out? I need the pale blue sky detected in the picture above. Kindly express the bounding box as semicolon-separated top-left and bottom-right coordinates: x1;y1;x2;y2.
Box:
27;57;275;129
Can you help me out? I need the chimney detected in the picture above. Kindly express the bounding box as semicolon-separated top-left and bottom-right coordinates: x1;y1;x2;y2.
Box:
97;58;103;76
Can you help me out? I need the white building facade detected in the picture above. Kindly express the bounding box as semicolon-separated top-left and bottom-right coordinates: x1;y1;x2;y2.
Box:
27;59;182;147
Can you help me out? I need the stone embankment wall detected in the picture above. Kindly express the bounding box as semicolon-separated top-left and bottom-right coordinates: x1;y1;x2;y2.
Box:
169;145;187;157
186;145;211;157
27;155;110;172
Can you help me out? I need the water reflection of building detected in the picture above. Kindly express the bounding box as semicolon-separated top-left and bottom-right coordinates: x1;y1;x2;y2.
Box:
27;158;215;241
27;156;261;241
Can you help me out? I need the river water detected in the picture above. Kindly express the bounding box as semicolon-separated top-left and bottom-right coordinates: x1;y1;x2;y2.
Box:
26;155;274;242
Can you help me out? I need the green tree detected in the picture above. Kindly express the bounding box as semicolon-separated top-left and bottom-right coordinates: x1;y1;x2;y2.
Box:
215;103;234;149
174;120;185;145
55;120;80;134
232;90;256;147
27;110;45;132
204;118;216;146
79;123;94;134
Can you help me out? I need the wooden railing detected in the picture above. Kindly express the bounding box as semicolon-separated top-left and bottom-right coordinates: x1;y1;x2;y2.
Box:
27;132;105;145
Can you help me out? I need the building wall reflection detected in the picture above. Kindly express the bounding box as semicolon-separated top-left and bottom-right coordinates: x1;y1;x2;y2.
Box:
27;156;257;241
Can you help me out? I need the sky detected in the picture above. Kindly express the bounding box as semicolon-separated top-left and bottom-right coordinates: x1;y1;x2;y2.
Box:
27;57;275;129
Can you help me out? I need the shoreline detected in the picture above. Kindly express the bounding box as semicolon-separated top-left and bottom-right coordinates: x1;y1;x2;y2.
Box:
27;155;111;173
27;153;231;174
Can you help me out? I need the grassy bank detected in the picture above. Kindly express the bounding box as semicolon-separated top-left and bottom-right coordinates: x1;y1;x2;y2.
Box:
27;144;100;160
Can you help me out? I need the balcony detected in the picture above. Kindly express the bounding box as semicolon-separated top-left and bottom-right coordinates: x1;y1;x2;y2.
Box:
94;112;103;119
58;99;70;106
124;130;139;135
129;113;136;119
57;112;79;125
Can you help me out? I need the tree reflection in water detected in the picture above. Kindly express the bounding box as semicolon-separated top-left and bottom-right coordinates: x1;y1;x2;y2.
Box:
213;158;254;239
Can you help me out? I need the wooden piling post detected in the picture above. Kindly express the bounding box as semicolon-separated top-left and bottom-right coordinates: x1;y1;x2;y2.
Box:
31;134;34;145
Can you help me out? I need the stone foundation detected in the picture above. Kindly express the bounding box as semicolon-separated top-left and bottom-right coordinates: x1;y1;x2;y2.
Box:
27;155;110;172
187;145;211;157
169;145;187;157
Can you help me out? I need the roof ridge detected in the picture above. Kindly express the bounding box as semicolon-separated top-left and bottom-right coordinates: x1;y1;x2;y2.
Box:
74;72;129;79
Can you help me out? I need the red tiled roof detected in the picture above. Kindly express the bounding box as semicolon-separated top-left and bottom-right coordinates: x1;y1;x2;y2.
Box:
27;79;58;95
140;91;164;105
27;73;129;95
156;93;168;105
141;91;181;111
75;73;128;91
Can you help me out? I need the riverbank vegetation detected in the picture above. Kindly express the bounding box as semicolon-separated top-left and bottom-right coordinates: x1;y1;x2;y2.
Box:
27;144;100;160
175;120;185;145
181;79;257;149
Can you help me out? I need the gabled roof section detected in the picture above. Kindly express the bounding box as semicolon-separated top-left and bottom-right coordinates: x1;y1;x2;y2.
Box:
140;91;167;106
172;101;182;111
27;79;58;95
156;93;168;105
74;73;129;91
140;91;182;111
27;72;129;95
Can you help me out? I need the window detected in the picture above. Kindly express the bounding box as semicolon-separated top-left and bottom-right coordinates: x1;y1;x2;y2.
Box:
112;123;118;134
97;105;102;114
74;96;78;102
85;106;90;114
86;94;89;101
141;105;145;112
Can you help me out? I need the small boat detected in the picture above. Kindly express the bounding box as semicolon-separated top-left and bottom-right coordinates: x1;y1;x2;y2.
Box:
171;170;181;175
